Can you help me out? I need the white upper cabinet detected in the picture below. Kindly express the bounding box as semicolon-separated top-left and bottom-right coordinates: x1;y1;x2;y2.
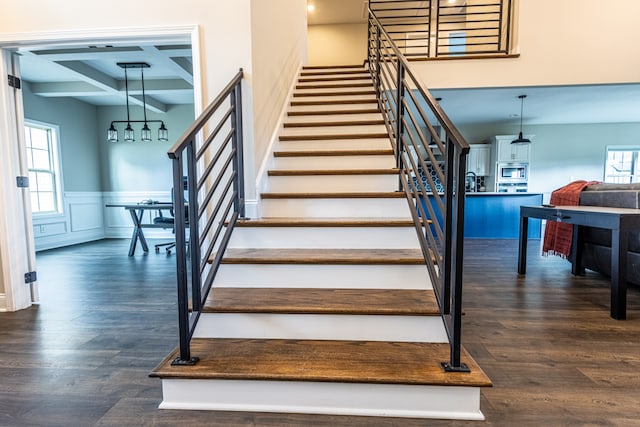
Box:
494;135;532;163
467;145;491;176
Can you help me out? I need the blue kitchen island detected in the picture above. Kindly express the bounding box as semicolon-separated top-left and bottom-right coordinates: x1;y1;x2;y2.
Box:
464;193;543;238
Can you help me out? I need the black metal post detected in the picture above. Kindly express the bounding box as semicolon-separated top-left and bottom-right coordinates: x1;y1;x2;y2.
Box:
231;71;246;218
505;0;513;54
441;133;454;315
395;62;406;190
171;149;198;366
442;148;470;373
186;143;201;313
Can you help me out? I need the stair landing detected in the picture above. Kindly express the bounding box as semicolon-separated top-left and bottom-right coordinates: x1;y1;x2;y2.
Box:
151;338;491;419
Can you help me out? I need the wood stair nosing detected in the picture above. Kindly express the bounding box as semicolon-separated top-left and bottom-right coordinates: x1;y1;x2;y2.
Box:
283;119;385;128
267;168;399;176
298;75;372;83
300;70;368;77
273;149;394;157
279;132;389;142
291;99;377;106
287;108;381;116
203;288;440;315
150;338;492;387
293;90;376;98
234;218;431;227
303;64;364;70
260;191;407;199
219;248;424;265
295;83;373;90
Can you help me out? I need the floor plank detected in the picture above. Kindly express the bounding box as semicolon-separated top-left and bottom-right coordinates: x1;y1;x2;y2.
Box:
0;238;638;426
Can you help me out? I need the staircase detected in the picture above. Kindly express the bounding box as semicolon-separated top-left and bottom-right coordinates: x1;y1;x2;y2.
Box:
151;65;491;420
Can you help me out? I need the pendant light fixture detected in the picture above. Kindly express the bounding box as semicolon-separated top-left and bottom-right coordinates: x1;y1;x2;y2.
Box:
512;94;531;144
107;62;169;143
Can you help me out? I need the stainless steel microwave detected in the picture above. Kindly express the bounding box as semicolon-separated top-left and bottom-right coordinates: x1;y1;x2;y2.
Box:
496;162;528;182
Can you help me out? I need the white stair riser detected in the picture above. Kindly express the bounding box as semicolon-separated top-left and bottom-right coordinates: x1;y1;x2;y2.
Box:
293;94;376;103
159;380;484;420
261;197;410;218
266;174;398;192
276;138;391;151
285;113;383;123
281;124;386;137
193;313;447;342
228;226;420;249
288;103;378;114
273;155;396;170
214;264;431;289
294;90;374;98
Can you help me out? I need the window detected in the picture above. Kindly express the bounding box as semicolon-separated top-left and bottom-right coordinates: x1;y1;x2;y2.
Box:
24;121;62;214
604;147;640;184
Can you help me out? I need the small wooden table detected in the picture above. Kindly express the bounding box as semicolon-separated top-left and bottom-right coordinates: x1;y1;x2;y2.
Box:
106;202;173;256
518;205;640;320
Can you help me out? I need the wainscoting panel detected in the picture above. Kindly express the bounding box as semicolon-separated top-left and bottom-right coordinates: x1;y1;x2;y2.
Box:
33;192;105;251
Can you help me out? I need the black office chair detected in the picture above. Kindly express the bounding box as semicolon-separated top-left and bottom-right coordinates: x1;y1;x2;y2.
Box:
154;177;188;254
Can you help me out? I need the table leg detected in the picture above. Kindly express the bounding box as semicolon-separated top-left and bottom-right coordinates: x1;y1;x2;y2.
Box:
127;209;149;256
518;214;529;274
571;224;585;276
610;228;628;320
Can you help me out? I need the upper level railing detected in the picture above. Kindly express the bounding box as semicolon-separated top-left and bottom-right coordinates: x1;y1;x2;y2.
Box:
368;10;470;371
167;69;245;365
369;0;513;59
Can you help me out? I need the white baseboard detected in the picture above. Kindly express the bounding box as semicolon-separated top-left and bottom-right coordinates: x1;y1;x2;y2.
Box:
0;294;6;312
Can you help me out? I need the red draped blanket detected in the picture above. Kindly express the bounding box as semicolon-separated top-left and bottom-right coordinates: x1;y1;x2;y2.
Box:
542;180;600;258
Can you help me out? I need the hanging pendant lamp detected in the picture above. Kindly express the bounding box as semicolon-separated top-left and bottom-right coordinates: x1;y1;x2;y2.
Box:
107;62;169;143
512;94;531;144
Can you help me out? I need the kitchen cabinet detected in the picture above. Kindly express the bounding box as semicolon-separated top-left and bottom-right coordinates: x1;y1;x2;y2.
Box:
495;136;531;163
467;145;491;176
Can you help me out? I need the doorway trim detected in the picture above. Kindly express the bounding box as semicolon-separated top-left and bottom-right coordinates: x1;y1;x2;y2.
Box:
0;24;203;312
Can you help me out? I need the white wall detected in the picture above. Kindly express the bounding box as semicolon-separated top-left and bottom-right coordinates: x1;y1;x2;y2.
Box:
97;104;195;192
248;0;307;208
308;23;367;66
411;0;640;89
458;122;640;195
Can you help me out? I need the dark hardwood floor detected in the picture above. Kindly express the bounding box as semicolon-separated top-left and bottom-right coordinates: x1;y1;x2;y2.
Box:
1;238;639;426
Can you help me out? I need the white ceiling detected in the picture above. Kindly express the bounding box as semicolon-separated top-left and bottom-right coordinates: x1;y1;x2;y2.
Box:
15;1;640;126
18;42;194;113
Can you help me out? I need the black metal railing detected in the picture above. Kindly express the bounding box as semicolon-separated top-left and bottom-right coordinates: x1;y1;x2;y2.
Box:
167;69;245;365
369;11;470;371
369;0;513;58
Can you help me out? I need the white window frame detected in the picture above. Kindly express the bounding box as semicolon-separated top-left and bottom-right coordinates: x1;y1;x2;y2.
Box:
604;145;640;184
24;119;64;217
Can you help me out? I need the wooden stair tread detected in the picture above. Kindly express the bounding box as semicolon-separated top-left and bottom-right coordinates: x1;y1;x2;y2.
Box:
273;148;394;157
204;288;439;315
283;119;385;128
300;70;368;76
287;108;380;116
235;217;430;227
303;65;364;69
220;248;425;265
267;168;399;176
150;338;492;387
279;132;389;141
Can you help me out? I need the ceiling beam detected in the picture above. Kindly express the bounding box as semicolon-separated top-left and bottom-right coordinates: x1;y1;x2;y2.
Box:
53;60;168;113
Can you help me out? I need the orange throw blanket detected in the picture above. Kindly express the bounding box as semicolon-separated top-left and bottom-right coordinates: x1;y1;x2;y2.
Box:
542;180;599;258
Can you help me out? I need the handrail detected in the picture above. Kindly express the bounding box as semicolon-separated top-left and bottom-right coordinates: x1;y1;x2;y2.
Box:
368;9;470;371
168;69;245;365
